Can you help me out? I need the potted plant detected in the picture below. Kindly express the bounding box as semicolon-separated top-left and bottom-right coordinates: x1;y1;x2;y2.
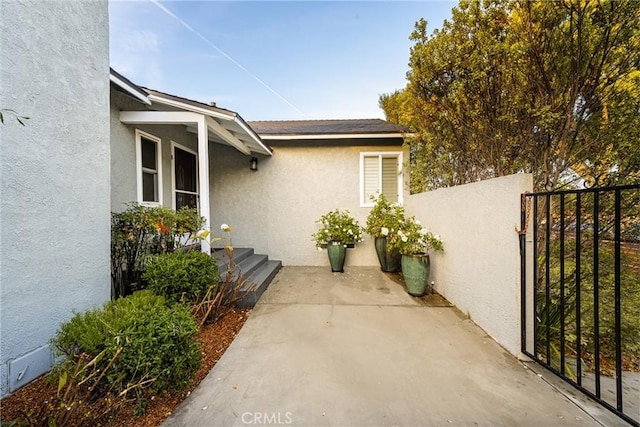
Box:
390;216;443;296
365;193;405;272
312;209;364;272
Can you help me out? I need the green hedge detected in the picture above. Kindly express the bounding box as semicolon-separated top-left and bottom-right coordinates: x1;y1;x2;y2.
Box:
142;250;219;304
53;290;201;395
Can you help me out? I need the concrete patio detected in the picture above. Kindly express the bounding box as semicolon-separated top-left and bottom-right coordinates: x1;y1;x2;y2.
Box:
163;267;626;426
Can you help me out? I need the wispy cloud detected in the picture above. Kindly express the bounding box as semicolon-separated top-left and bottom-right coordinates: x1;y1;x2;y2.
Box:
149;0;306;117
118;29;159;54
110;26;163;88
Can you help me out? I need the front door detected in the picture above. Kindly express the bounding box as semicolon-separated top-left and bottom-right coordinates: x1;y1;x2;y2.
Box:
172;144;198;211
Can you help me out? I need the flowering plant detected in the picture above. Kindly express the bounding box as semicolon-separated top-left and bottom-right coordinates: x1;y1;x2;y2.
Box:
389;216;443;256
364;193;406;247
311;209;364;248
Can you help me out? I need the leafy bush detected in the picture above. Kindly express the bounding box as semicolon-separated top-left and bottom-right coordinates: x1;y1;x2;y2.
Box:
143;251;219;304
365;193;406;244
111;204;205;298
53;290;201;395
311;209;364;247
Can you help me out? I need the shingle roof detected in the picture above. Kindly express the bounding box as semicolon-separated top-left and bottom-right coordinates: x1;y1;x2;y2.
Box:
248;119;407;136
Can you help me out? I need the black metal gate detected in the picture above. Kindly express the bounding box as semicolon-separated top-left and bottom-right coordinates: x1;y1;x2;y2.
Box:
520;183;639;426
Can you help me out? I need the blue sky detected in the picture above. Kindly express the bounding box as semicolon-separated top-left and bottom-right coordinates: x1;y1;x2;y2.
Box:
109;1;455;121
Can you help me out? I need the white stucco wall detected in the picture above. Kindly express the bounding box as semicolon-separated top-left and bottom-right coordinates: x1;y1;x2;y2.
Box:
0;0;110;396
405;174;533;356
110;91;198;212
210;142;409;267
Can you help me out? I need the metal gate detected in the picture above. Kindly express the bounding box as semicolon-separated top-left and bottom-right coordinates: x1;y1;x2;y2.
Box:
520;183;639;426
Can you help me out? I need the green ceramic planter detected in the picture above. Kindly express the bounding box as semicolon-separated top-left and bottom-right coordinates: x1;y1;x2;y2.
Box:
327;241;347;273
401;254;430;296
374;236;401;272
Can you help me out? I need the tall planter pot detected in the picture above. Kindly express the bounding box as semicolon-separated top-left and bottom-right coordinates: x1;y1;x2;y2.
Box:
401;254;431;296
327;241;347;273
374;237;401;273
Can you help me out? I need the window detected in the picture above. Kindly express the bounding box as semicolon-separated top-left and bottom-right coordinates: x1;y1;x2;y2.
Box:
172;142;199;211
136;130;162;205
360;152;403;207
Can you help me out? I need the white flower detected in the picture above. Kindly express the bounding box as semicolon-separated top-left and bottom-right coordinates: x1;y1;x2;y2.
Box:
419;228;428;236
220;223;232;232
381;227;389;236
434;234;441;241
317;247;323;251
415;219;421;225
348;229;353;235
343;244;347;248
401;236;408;242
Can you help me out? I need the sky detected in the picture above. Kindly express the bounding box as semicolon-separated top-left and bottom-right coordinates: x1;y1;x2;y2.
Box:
109;1;455;121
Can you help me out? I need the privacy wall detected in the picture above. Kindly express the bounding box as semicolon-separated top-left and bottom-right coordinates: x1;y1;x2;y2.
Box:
0;0;110;396
405;174;533;356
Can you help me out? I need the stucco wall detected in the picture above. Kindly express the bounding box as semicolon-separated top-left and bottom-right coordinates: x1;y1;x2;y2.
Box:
210;142;409;267
405;174;533;356
0;0;110;396
110;91;198;212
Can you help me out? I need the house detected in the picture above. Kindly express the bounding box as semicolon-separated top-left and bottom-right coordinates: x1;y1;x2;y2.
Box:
110;69;408;297
0;0;407;394
0;0;538;402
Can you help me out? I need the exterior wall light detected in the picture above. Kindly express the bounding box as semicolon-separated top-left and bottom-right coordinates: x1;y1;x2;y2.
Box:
250;157;258;171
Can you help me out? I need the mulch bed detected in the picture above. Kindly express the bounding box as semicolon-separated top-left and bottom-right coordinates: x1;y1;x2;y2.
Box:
0;307;251;426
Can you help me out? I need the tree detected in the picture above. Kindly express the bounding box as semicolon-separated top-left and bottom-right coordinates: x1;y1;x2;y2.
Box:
383;0;640;192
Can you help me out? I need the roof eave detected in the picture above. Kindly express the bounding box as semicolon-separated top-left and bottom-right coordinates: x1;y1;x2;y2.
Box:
109;69;151;105
147;93;272;156
259;132;407;140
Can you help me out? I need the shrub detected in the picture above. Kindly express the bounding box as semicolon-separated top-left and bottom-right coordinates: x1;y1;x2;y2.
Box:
143;251;219;304
365;193;406;241
111;204;205;298
53;290;201;396
311;209;364;248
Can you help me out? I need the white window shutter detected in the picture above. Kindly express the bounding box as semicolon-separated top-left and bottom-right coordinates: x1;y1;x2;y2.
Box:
363;156;379;202
381;157;398;203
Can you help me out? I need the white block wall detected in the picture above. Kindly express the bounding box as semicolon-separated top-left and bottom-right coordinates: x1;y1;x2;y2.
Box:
406;174;533;356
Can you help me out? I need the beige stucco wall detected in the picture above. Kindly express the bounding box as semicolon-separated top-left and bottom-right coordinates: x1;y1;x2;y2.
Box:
210;141;409;267
405;174;533;356
110;91;198;212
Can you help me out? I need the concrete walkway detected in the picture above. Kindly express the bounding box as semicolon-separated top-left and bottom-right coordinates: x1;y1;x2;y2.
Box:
164;267;617;426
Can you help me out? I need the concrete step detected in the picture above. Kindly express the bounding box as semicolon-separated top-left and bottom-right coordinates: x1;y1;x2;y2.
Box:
211;247;282;307
212;247;254;270
236;260;282;307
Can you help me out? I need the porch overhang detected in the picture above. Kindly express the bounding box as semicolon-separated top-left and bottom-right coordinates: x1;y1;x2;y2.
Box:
119;110;252;155
145;92;273;157
119;110;215;253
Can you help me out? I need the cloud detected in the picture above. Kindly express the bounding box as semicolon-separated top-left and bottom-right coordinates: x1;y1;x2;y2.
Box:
114;29;159;54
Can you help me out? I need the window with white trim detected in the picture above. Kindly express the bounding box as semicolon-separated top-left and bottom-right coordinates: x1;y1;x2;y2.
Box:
360;152;403;207
136;130;162;205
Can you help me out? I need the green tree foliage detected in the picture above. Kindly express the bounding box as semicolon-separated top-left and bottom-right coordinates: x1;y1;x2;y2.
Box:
382;0;640;192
